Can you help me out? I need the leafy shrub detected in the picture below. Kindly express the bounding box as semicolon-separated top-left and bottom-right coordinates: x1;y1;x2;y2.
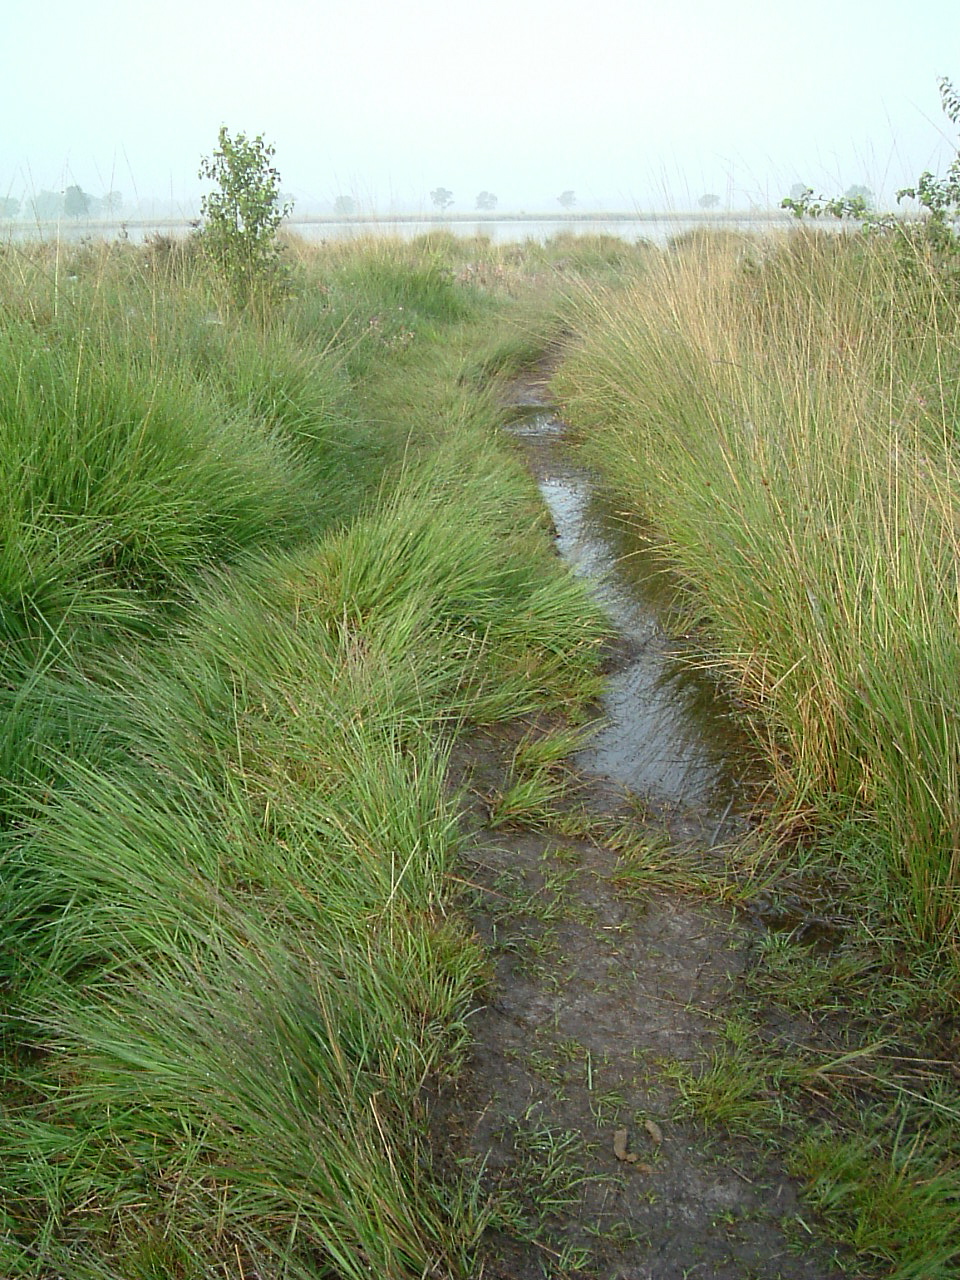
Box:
198;126;292;308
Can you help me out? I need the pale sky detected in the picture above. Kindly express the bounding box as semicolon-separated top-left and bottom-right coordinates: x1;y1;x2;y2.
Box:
3;0;957;213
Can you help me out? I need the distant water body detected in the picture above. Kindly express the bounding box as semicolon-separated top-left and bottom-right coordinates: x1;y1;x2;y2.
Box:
1;211;799;248
286;212;798;246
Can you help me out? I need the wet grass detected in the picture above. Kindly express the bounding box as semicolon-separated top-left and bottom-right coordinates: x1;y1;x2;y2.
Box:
0;232;608;1277
8;222;957;1278
554;227;960;964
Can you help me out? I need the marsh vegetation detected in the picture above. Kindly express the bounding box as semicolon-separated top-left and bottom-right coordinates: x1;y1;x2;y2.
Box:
1;203;959;1279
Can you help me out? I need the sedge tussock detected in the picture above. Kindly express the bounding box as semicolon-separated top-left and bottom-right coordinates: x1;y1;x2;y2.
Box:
555;228;960;956
0;232;606;1275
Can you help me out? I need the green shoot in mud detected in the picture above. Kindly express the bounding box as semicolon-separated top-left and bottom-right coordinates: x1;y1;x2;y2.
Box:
481;1109;597;1273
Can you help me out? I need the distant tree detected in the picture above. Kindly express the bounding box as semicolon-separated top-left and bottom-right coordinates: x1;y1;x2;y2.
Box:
844;184;875;209
698;193;720;210
789;182;811;201
100;190;123;216
0;196;20;218
557;190;576;210
30;189;63;219
333;194;356;216
430;187;454;211
475;190;498;211
63;185;91;218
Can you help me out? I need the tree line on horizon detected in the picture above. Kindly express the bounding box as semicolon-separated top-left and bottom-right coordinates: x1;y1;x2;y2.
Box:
0;186;123;220
1;179;880;224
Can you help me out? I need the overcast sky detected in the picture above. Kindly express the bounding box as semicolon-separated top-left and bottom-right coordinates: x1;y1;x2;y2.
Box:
3;0;957;213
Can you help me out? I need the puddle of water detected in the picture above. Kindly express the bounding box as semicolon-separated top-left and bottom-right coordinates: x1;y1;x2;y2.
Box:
508;406;755;828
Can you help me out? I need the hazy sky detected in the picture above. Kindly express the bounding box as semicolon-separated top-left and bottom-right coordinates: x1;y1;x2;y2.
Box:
3;0;957;213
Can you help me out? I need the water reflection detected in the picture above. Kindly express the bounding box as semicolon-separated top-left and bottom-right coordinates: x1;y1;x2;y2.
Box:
508;407;754;825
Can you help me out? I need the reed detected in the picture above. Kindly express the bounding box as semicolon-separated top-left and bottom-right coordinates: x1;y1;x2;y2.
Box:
555;228;960;955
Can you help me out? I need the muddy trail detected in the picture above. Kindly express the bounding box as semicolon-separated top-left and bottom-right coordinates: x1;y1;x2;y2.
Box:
435;374;845;1279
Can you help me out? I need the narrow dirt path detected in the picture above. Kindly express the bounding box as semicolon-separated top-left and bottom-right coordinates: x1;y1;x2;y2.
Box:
441;745;842;1279
434;374;845;1279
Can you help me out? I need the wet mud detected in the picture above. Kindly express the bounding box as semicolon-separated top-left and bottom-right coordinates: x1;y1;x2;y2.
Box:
505;377;753;828
437;373;845;1278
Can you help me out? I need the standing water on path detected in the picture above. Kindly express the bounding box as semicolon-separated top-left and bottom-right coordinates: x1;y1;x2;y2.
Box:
506;386;754;836
447;380;846;1280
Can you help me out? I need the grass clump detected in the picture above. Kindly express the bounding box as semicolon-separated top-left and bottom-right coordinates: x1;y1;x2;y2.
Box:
0;233;606;1277
0;241;405;677
792;1125;960;1279
0;471;603;1274
0;307;320;656
554;228;960;964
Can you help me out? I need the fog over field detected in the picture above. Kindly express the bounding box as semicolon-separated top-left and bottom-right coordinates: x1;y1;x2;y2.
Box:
1;0;957;218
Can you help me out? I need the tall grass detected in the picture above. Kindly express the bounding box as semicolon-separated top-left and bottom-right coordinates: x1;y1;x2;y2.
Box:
0;243;369;674
0;233;607;1276
554;229;960;956
0;461;604;1276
